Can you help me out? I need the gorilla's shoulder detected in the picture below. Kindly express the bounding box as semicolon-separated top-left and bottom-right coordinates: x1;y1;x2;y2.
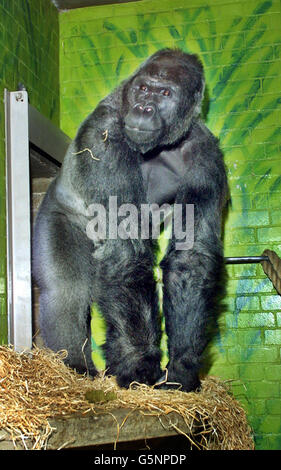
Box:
189;119;219;145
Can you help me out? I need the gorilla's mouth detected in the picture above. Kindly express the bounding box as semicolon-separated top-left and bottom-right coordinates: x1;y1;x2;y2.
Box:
124;125;161;144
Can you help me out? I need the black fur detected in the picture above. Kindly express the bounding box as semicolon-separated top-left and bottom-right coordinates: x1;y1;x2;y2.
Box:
33;49;228;391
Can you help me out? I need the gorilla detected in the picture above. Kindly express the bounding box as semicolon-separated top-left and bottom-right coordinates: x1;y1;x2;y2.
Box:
33;49;228;392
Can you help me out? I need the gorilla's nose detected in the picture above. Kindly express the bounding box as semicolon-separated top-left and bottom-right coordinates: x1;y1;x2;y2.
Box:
134;103;155;116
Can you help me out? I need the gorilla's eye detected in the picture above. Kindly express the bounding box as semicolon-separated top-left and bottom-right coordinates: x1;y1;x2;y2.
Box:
140;85;148;92
161;89;171;96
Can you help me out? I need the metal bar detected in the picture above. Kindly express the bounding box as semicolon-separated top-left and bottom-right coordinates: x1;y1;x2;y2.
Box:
225;256;269;264
5;89;32;351
28;104;70;165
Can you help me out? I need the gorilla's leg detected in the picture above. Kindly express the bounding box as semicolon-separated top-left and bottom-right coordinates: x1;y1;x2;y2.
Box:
39;286;96;376
33;212;97;377
160;247;222;392
93;242;162;387
158;182;225;392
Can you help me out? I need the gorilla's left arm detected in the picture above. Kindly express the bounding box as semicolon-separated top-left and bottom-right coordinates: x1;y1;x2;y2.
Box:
160;121;228;392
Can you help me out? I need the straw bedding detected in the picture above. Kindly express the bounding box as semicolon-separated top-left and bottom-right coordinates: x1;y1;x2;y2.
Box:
0;345;254;450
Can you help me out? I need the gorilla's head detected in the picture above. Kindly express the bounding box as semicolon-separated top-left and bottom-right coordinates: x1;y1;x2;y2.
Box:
122;49;205;153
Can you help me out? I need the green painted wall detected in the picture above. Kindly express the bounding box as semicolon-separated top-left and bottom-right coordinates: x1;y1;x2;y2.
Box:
0;0;60;342
59;0;281;449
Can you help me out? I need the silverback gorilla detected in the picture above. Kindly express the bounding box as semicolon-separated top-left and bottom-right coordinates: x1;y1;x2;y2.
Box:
33;49;228;392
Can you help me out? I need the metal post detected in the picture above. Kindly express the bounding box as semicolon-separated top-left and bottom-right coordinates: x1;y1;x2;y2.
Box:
225;256;269;264
5;89;32;351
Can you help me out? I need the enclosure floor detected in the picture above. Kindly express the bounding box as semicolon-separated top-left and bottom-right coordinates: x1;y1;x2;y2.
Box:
0;408;192;451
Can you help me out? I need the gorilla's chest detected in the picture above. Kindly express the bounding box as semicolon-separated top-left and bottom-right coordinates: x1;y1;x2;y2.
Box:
141;147;188;206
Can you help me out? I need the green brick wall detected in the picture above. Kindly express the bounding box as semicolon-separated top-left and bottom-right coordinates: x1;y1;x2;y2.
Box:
59;0;281;449
0;0;59;342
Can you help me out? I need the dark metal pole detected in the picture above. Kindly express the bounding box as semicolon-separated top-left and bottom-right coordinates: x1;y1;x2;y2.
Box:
225;256;269;264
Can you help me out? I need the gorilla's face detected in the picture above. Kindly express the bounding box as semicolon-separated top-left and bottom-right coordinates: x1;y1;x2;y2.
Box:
123;73;181;149
122;50;205;154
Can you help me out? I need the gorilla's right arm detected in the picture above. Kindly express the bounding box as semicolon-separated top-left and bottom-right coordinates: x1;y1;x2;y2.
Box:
33;92;162;385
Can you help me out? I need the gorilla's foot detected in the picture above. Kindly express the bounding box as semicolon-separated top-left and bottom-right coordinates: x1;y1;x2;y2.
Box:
64;358;98;378
109;351;162;389
155;364;201;393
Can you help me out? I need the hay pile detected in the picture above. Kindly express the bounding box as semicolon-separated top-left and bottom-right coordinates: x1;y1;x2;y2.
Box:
0;345;254;450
